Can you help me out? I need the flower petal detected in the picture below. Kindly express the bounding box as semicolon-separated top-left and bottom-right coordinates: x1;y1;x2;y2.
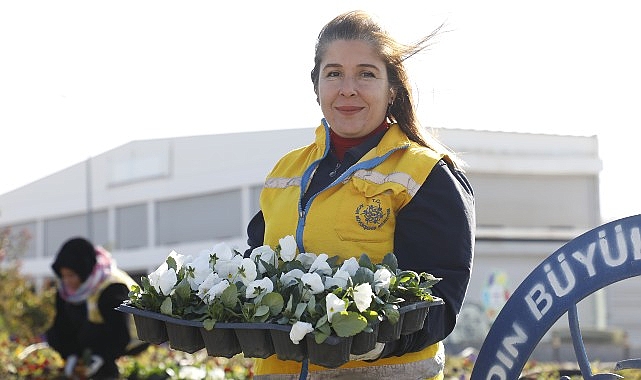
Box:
340;257;360;277
325;293;347;323
278;235;297;262
290;321;314;344
353;283;373;312
301;272;325;295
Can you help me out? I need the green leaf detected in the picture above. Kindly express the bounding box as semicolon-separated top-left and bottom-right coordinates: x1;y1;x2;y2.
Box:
358;253;373;270
255;305;270;317
221;283;239;308
166;256;178;271
383;305;400;324
262;292;284;316
314;330;329;344
160;297;173;315
174;278;192;301
203;318;216;331
294;302;307;319
285;294;294;312
331;311;367;337
353;267;374;285
307;294;316;314
316;314;328;327
382;253;398;273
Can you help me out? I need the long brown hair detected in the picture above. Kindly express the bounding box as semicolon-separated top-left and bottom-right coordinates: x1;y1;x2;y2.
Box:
310;10;463;167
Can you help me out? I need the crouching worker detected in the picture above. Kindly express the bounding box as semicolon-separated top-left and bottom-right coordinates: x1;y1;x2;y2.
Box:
46;237;148;379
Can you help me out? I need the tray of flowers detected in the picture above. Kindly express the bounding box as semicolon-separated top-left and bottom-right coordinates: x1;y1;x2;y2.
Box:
117;236;443;368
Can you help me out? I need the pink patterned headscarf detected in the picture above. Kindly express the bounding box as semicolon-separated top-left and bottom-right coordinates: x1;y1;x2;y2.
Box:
59;247;114;304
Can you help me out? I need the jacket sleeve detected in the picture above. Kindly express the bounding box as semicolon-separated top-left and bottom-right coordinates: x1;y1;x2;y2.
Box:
383;159;475;357
45;292;81;358
245;210;266;256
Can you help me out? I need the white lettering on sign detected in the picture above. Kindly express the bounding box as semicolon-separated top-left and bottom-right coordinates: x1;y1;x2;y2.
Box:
600;226;627;267
524;223;641;322
571;242;597;277
545;253;576;297
632;227;641;260
525;283;552;320
486;323;528;380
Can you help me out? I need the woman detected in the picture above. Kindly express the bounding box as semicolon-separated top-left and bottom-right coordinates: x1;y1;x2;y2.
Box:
46;237;147;379
246;10;475;379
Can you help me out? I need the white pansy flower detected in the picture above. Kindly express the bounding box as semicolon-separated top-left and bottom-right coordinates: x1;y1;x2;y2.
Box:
211;241;234;261
325;269;350;290
289;321;314;344
186;250;214;291
197;272;223;300
249;245;277;274
214;255;243;282
301;272;324;295
237;257;258;285
245;277;274;302
340;257;360;277
280;268;304;287
205;279;230;302
325;293;347;323
296;252;317;270
353;283;374;312
373;268;393;293
168;250;190;270
278;235;297;262
148;262;177;295
309;253;332;276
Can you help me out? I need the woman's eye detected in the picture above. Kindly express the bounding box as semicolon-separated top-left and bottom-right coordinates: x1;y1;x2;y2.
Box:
326;71;341;78
360;71;376;79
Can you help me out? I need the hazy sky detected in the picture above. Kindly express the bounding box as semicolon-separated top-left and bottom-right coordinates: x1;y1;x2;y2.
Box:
1;1;640;222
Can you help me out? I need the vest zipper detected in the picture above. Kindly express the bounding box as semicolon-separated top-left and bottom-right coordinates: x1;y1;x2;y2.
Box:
329;162;341;178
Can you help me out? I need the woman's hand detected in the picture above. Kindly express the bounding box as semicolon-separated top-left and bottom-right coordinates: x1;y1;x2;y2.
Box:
349;342;385;361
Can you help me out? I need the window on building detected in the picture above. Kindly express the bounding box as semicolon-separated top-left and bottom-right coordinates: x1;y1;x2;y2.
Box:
42;211;109;256
471;173;597;229
90;210;109;249
116;204;148;249
155;190;242;246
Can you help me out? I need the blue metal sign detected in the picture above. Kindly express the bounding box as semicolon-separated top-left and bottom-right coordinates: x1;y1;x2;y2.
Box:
471;214;641;380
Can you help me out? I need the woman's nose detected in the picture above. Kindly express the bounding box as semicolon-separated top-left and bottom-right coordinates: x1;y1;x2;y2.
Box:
339;77;357;97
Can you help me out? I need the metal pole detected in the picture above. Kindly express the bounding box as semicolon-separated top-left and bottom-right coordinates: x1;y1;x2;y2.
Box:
86;157;93;241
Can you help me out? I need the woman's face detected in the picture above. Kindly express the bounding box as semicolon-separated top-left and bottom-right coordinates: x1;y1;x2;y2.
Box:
60;267;82;292
318;39;394;138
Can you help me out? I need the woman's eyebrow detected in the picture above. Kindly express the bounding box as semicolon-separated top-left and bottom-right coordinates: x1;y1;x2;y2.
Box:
321;63;381;70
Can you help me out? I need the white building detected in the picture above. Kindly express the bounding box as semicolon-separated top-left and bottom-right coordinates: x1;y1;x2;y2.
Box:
3;127;638;356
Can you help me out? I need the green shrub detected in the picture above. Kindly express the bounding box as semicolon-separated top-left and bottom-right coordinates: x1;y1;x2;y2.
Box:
0;227;55;341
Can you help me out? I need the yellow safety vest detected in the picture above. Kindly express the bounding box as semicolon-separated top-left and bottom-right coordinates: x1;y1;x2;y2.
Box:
87;268;145;352
256;121;444;375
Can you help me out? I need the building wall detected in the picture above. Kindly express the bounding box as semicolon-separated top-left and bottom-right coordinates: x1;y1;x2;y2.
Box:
5;127;635;350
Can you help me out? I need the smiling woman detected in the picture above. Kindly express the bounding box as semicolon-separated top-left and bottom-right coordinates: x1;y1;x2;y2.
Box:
246;9;475;380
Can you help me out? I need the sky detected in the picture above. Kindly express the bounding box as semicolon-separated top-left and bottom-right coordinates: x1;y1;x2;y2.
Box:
1;1;640;223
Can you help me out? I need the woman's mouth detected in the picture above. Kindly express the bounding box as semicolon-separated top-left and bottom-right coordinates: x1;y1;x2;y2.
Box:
335;106;363;115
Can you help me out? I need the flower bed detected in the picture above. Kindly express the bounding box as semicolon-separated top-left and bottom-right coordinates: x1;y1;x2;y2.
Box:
123;236;444;368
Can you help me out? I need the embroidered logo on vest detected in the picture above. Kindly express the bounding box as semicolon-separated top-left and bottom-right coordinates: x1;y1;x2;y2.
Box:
355;198;390;230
